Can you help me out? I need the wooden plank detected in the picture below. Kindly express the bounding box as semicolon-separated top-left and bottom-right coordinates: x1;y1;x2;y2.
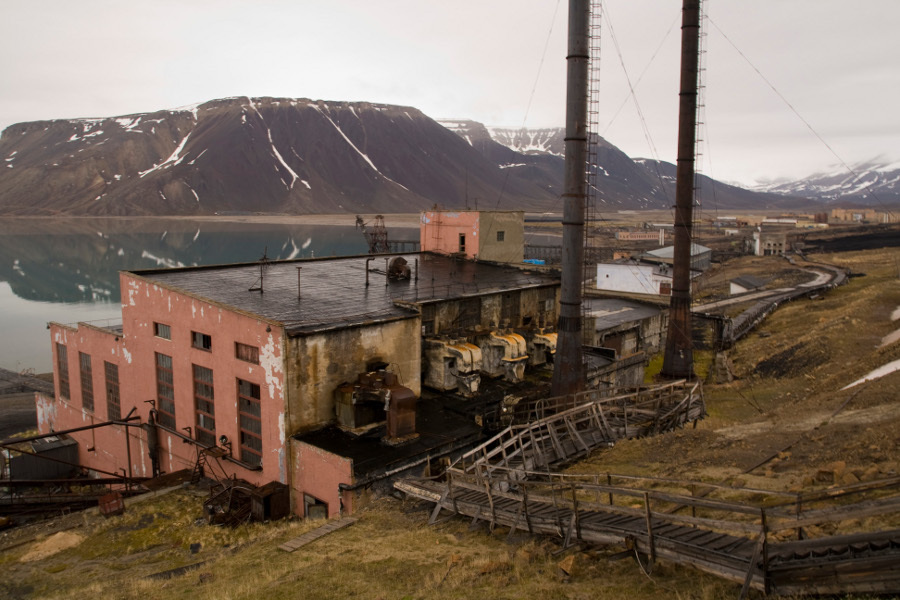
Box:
278;517;358;552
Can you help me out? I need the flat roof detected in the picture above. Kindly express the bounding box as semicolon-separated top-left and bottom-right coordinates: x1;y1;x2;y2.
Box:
583;297;662;331
131;252;558;335
295;396;483;478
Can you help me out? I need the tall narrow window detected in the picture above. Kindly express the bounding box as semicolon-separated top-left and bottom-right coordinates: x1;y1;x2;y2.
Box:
238;379;262;467
105;361;120;421
56;343;70;399
192;331;212;351
155;353;175;429
79;352;93;412
235;342;259;364
193;365;215;446
458;233;466;253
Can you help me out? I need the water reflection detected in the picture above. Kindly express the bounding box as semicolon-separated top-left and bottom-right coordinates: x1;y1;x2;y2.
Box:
0;218;416;371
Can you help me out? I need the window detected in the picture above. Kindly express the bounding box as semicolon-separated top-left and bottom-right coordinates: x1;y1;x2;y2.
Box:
193;365;215;446
235;342;259;364
79;352;93;412
496;230;505;242
501;291;521;327
155;353;175;429
105;361;120;420
458;233;466;253
154;322;171;340
421;304;436;336
457;297;481;331
56;343;70;399
238;379;262;467
192;331;212;351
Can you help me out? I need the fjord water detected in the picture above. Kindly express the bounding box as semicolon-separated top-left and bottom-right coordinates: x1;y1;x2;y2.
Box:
0;218;417;373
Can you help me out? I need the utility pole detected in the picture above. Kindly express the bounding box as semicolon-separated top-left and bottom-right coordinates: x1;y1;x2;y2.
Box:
551;0;589;398
661;0;701;379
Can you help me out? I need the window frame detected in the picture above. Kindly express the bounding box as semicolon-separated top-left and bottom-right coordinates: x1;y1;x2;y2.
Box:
496;230;505;242
154;322;171;340
237;378;262;467
104;361;121;421
155;352;176;429
235;342;259;365
191;331;212;352
79;351;94;412
193;364;216;446
56;343;70;400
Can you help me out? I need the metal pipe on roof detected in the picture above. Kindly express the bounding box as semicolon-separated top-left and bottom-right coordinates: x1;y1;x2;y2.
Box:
296;266;302;300
366;257;374;287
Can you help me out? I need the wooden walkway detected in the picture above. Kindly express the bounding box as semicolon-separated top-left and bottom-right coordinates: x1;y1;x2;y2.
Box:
395;380;900;596
278;517;358;553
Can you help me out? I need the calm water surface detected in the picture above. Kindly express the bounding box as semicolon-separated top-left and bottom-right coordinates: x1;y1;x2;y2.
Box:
0;218;417;372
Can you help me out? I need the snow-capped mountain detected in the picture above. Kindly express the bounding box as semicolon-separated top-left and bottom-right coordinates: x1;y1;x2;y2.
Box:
0;98;559;216
756;160;900;205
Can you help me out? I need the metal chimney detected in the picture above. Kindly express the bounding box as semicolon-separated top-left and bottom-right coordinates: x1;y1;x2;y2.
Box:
661;0;701;379
551;0;589;398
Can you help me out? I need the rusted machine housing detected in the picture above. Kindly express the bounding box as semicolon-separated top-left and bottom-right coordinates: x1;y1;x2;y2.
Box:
478;331;528;382
335;370;417;440
423;338;482;395
524;329;557;367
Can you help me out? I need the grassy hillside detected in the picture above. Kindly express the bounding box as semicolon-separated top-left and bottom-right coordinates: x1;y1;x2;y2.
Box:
2;247;898;600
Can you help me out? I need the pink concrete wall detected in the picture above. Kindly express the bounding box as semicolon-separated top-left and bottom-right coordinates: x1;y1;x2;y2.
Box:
120;273;288;486
291;439;354;518
41;323;150;478
420;211;480;259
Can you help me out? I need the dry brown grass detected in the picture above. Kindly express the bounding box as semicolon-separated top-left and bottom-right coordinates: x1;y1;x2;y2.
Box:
2;246;897;600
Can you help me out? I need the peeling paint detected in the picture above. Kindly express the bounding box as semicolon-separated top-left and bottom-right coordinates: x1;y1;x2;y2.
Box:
35;393;57;431
122;347;133;364
261;332;284;400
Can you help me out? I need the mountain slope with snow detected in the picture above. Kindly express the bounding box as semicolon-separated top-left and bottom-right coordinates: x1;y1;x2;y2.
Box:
756;160;900;205
0;98;558;216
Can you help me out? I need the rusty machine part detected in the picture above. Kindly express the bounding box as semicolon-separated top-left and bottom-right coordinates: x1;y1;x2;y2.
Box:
335;369;418;443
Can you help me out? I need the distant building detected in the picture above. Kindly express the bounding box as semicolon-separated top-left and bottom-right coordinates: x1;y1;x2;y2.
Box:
641;243;712;272
420;210;524;263
753;229;791;256
614;230;667;244
730;275;766;296
596;262;675;297
583;298;667;358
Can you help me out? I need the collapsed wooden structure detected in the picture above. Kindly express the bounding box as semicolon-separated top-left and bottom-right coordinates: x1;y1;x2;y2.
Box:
396;382;900;596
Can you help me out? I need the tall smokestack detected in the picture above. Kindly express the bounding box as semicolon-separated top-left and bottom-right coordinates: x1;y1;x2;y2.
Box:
661;0;701;379
551;0;589;398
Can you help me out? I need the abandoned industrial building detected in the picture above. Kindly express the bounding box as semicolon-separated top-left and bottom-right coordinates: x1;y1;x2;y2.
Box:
34;211;610;518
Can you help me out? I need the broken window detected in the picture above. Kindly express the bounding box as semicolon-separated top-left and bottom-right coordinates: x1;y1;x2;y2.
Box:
193;365;216;446
192;331;212;351
458;233;466;253
105;361;120;421
501;291;520;327
238;379;262;467
235;342;259;364
154;322;171;340
457;297;481;331
56;343;70;400
421;303;436;336
155;352;175;429
79;352;93;412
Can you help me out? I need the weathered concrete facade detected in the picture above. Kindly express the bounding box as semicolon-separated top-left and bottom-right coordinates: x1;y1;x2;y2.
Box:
420;210;525;263
284;318;422;434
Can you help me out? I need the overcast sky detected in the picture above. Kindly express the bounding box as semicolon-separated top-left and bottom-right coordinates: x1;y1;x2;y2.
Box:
2;0;898;185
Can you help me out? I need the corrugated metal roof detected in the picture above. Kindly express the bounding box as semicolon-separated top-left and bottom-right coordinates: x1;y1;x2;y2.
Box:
132;253;558;335
644;243;711;259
